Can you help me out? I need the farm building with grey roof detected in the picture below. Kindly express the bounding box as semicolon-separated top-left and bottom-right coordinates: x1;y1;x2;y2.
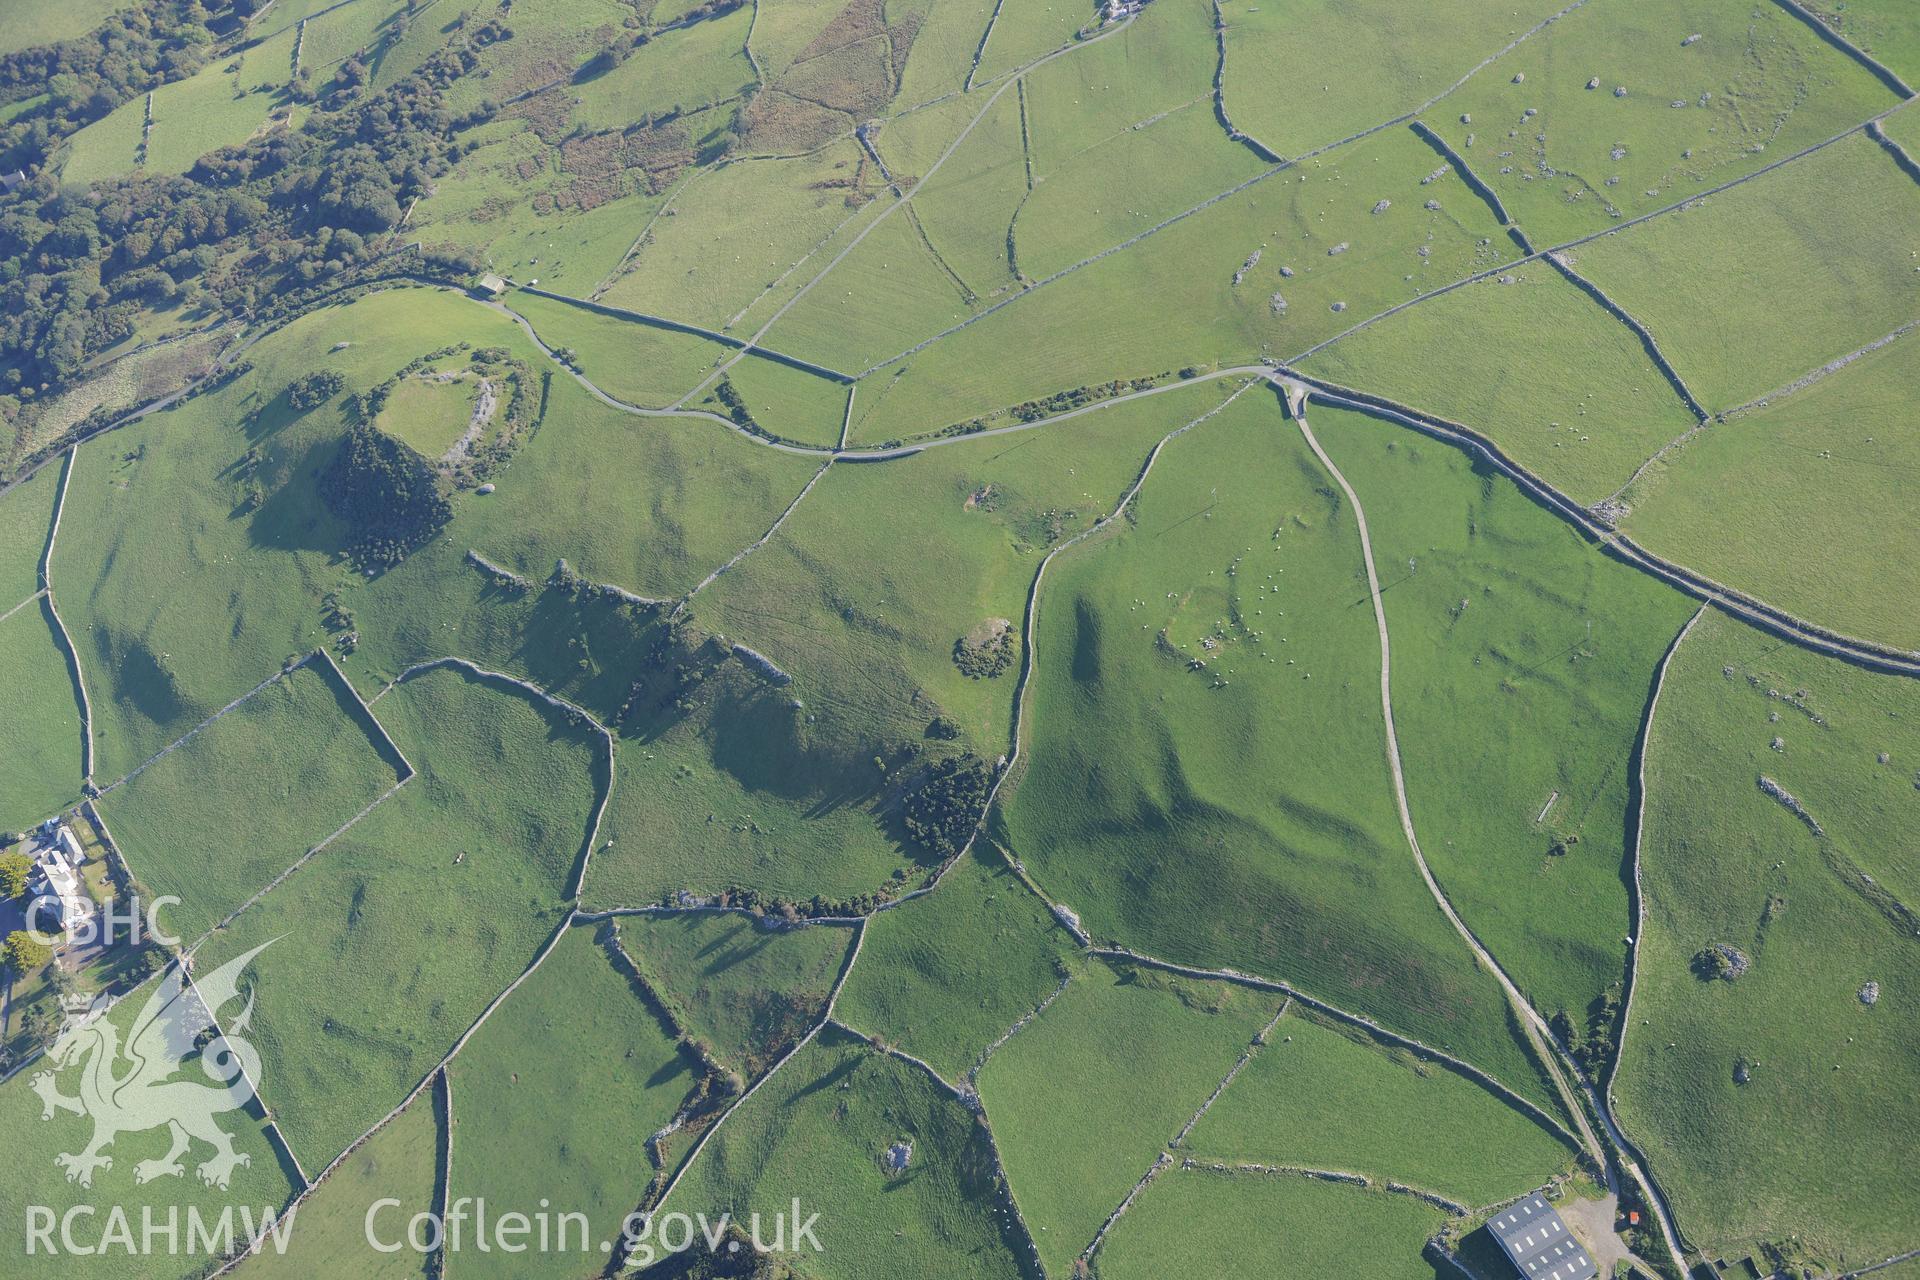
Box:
1487;1193;1598;1280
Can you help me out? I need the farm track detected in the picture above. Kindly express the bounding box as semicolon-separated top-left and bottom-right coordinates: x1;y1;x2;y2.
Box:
1286;379;1692;1277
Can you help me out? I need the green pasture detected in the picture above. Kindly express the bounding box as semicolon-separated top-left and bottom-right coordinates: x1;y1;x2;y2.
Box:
1093;1168;1450;1280
1300;267;1701;504
1185;1006;1575;1208
94;658;408;943
1572;132;1920;412
1424;0;1902;247
236;1092;438;1280
657;1025;1029;1280
976;959;1280;1275
448;924;700;1279
1309;400;1697;1031
999;389;1557;1112
1614;607;1920;1269
615;911;853;1079
191;663;602;1169
903;87;1027;301
835;846;1077;1080
707;352;849;447
376;374;480;459
973;0;1091;86
0;602;86;831
570;5;754;133
1620;318;1920;653
0;461;57;605
510;289;728;408
0;0;125;56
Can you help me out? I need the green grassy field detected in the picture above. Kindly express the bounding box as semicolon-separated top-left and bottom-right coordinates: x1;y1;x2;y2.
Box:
399;366;820;601
1422;0;1903;247
570;6;755;133
704;353;849;447
599;142;885;332
1803;0;1920;87
1306;401;1697;1028
0;978;305;1280
834;847;1077;1080
905;88;1027;302
1569;132;1920;412
0;602;86;831
1184;1007;1575;1208
61;52;289;185
891;0;1000;106
615;912;853;1078
448;924;701;1279
849;125;1511;443
0;0;124;56
1300;267;1702;504
0;462;56;608
999;389;1557;1112
699;380;1242;753
510;289;729;408
50;286;531;780
1614;607;1920;1270
236;1091;438;1280
1092;1168;1450;1280
375;373;481;458
1619;325;1920;653
1216;0;1566;159
94;659;408;942
657;1024;1029;1280
190;663;603;1169
440;0;633;115
972;0;1090;85
976;959;1280;1274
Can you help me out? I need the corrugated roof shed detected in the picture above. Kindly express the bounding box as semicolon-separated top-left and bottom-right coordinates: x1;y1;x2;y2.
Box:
1486;1193;1598;1280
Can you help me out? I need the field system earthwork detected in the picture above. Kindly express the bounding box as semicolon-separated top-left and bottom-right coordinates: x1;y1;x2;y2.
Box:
0;0;1917;1277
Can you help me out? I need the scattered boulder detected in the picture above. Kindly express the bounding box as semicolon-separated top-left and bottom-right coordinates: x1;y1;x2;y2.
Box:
1330;300;1347;312
475;482;496;495
1682;32;1702;46
1587;76;1601;90
1371;198;1391;214
1614;85;1628;97
883;1140;913;1172
1269;292;1288;315
1279;264;1295;278
1512;71;1525;84
1733;1058;1752;1085
1694;942;1750;982
1859;981;1880;1006
1877;752;1891;765
1460;113;1472;124
1327;242;1349;256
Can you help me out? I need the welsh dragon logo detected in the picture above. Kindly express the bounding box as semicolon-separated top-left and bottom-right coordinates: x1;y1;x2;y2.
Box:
30;940;276;1190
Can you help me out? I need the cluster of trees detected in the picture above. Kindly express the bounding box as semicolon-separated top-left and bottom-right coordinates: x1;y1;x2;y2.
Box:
901;752;993;857
0;0;221;172
320;418;450;568
285;369;343;410
0;13;504;407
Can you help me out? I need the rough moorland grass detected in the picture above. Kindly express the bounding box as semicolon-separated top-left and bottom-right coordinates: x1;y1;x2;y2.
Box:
891;0;1001;106
95;660;408;942
236;1091;438;1280
51;287;533;780
1093;1167;1450;1280
1000;389;1556;1112
599;141;882;331
449;925;701;1280
440;0;633;116
659;1025;1029;1280
977;960;1280;1274
0;0;124;56
1619;327;1920;652
0;458;57;604
835;846;1077;1080
1309;401;1697;1032
1185;1007;1575;1208
376;374;479;459
615;912;853;1078
193;665;602;1169
700;380;1241;751
0;603;86;831
705;353;849;447
850;125;1512;443
585;658;923;909
972;0;1089;85
0;981;304;1280
441;371;822;598
1615;608;1920;1269
1217;0;1564;159
1300;267;1701;505
901;87;1027;301
1016;103;1267;282
1569;133;1920;413
758;208;975;374
571;6;756;133
1424;0;1902;247
510;290;730;408
1020;0;1218;180
1808;0;1920;87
